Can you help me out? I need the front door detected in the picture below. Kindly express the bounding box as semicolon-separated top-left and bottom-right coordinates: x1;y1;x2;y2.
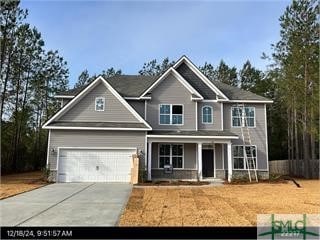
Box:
202;149;214;177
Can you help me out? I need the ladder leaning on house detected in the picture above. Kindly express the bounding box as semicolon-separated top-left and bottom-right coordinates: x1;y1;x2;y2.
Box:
236;103;258;182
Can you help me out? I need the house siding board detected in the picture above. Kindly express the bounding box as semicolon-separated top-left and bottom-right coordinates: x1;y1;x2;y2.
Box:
215;144;223;169
223;103;268;170
198;102;222;130
151;143;196;169
127;100;145;119
58;82;139;122
147;73;196;130
176;62;216;99
48;130;146;170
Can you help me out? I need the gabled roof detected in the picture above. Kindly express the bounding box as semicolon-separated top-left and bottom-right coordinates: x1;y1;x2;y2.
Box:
43;76;152;130
139;67;203;99
173;56;229;100
55;55;273;103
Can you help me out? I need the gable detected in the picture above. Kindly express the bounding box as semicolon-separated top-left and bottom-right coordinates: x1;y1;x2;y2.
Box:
43;76;152;130
57;82;139;122
176;62;216;99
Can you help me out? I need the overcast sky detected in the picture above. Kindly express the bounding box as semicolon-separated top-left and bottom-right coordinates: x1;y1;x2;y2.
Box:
21;0;290;87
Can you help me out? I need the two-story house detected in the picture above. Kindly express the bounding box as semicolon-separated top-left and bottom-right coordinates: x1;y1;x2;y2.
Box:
43;56;272;183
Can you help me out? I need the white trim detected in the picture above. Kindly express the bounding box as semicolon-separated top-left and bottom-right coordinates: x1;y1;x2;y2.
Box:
124;97;152;100
173;56;229;100
43;126;150;131
213;145;216;178
140;67;203;99
54;95;75;99
95;97;105;111
158;143;184;169
147;135;239;139
197;143;203;180
221;102;224;130
202;100;219;102
232;145;258;170
144;100;147;120
159;104;184;126
201;105;213;124
227;142;232;182
264;104;269;172
231;106;256;128
222;144;225;170
43;76;152;130
195;102;198;131
46;130;51;168
226;100;273;103
147;142;152;180
144;132;148;171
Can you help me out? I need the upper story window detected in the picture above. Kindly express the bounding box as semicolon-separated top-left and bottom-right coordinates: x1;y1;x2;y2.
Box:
233;145;257;169
159;104;183;125
202;106;213;124
231;106;255;127
95;97;105;111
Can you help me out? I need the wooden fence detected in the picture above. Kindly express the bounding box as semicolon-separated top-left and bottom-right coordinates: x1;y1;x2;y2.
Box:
269;159;320;178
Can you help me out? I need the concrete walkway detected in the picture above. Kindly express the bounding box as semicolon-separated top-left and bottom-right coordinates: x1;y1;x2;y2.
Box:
0;183;132;226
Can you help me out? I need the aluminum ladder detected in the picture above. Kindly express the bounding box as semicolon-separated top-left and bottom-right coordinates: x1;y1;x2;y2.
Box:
236;103;258;182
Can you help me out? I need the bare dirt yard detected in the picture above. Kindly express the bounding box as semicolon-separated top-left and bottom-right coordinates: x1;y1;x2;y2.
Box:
119;180;320;226
1;171;48;199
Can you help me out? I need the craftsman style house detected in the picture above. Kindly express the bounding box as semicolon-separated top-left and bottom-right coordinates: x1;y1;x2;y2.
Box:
43;56;272;183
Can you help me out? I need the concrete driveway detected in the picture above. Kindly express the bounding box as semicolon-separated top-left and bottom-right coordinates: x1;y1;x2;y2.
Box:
1;183;132;226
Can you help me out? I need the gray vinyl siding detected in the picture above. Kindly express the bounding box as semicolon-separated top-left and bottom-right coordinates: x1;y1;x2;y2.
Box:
127;100;145;119
198;102;222;130
223;103;268;170
58;82;139;122
151;143;196;169
214;144;223;169
48;130;146;170
147;73;196;130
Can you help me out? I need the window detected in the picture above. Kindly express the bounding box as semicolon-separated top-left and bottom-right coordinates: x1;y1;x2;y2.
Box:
232;106;255;127
95;97;105;111
202;106;213;124
159;144;183;168
159;104;183;125
233;145;257;169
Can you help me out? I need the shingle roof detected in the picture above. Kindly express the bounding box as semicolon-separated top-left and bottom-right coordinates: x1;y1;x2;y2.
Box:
58;74;271;101
211;80;271;101
49;121;149;129
58;75;158;97
149;130;238;137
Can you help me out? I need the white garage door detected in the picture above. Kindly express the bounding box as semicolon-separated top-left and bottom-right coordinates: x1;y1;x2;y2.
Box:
58;148;136;182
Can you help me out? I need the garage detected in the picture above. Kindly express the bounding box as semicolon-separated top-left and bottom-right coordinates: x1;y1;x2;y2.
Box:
57;148;136;182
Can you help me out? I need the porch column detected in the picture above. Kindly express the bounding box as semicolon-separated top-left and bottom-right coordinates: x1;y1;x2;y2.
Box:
227;142;232;182
197;143;202;180
147;142;152;181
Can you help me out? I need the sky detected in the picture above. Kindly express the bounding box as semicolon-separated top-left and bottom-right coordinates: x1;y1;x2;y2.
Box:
21;0;290;87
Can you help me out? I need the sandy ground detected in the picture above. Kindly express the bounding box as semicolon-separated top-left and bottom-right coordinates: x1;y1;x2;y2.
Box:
1;171;48;199
119;180;320;226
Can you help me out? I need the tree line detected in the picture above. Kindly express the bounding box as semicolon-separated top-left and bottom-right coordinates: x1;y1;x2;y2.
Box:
1;0;318;178
1;1;69;173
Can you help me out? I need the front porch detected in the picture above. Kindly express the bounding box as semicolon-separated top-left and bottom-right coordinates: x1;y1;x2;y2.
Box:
146;131;239;182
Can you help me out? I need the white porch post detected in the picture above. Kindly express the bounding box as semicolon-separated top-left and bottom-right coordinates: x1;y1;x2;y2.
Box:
227;141;232;182
197;142;203;180
147;142;152;181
